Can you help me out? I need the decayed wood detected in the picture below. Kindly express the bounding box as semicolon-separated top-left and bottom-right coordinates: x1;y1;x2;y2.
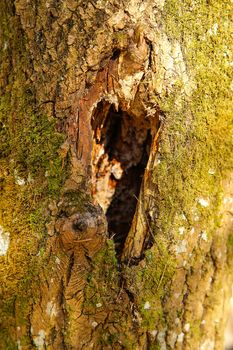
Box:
27;23;162;347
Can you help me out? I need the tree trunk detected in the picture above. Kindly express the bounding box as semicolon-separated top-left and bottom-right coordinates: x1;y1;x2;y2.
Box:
0;0;233;349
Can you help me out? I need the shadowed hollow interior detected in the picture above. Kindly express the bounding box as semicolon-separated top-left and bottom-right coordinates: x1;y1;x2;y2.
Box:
91;101;152;254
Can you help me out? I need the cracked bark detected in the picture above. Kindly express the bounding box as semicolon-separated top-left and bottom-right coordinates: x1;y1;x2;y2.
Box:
0;0;233;349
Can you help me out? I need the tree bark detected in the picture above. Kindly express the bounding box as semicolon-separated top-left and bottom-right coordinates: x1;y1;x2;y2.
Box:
0;0;233;349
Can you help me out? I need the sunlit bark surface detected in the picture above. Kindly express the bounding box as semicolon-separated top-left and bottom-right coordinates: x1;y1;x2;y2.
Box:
0;0;232;349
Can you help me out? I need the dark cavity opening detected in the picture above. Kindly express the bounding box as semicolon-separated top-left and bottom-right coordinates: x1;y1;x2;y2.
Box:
111;49;121;60
91;101;151;255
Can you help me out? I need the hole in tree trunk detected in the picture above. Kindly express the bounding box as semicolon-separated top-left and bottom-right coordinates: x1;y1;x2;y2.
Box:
91;101;152;256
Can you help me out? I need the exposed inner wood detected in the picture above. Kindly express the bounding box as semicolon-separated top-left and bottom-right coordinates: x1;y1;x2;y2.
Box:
91;100;151;254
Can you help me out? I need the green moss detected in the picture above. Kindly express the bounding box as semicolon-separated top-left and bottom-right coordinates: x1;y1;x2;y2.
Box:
0;329;17;350
0;0;232;347
83;239;119;311
0;87;66;194
190;320;202;341
227;233;233;249
136;0;233;340
98;331;120;347
113;31;129;48
61;189;90;215
227;232;233;264
149;345;161;350
0;3;69;347
124;238;175;331
116;0;233;336
146;0;233;240
81;240;138;348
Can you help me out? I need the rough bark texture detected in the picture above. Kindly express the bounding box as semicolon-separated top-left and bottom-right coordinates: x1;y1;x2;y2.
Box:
0;0;232;349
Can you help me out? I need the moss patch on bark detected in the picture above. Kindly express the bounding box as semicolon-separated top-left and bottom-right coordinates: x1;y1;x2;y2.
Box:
0;1;68;345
